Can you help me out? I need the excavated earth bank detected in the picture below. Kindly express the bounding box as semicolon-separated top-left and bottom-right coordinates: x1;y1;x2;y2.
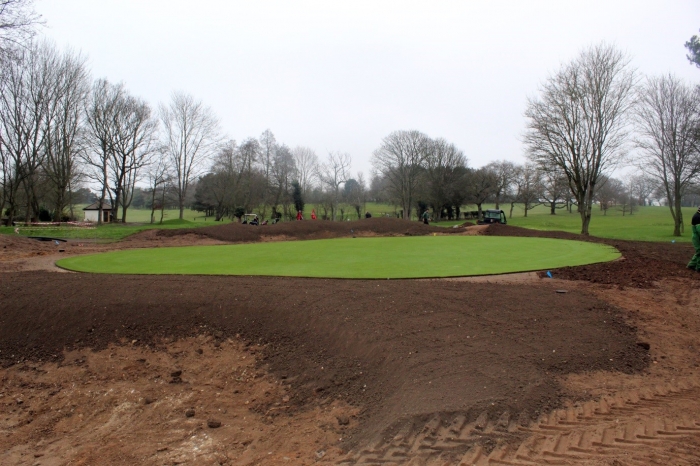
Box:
0;218;699;465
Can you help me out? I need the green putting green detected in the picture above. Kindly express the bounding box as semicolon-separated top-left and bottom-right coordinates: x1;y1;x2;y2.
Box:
56;236;620;278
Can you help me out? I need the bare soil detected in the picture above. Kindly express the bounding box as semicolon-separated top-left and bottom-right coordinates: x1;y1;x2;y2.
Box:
1;218;699;465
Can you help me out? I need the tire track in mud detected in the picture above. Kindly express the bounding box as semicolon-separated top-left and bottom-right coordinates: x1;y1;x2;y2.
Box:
339;379;700;465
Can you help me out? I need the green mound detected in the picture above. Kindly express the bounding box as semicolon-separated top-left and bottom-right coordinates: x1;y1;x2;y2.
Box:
57;236;619;278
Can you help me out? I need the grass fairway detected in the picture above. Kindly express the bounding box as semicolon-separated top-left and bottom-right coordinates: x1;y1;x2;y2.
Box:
57;236;619;278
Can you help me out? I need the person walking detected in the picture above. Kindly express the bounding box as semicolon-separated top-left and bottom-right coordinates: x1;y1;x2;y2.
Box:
311;209;317;220
296;210;303;221
422;209;430;225
688;207;700;271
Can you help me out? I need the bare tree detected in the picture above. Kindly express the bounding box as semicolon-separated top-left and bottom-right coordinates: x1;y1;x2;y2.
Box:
372;130;429;219
291;145;319;195
619;176;638;216
0;0;42;60
160;91;221;219
318;151;351;221
270;144;296;219
238;137;261;213
626;173;655;207
110;94;159;222
258;129;276;218
525;43;635;234
539;169;569;215
464;167;497;220
42;47;88;221
423;138;467;219
634;74;700;236
486;160;517;210
0;41;60;222
145;148;170;224
83;79;122;224
194;140;246;221
513;164;543;218
595;175;624;215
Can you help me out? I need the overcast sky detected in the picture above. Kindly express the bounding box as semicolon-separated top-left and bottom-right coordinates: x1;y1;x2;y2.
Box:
36;0;700;176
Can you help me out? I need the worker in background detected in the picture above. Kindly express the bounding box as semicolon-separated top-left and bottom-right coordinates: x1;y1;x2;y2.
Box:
422;209;430;225
296;210;303;221
688;207;700;271
311;209;317;220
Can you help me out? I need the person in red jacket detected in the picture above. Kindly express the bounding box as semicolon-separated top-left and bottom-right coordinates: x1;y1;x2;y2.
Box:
296;210;303;221
311;209;317;220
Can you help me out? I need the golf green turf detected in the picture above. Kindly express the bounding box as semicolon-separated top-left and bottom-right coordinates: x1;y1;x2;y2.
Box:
56;236;620;278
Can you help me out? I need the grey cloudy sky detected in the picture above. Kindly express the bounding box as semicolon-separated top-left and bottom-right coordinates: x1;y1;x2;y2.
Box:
37;0;700;176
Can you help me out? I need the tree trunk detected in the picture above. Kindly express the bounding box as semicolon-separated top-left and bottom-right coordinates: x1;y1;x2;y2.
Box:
673;194;682;237
579;203;592;235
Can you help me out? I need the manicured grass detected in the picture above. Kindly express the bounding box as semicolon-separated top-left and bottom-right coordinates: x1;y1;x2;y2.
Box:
57;236;620;278
0;209;230;241
506;205;695;243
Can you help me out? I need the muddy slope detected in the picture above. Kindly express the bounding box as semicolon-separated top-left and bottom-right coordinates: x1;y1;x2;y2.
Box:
0;271;648;446
484;224;697;288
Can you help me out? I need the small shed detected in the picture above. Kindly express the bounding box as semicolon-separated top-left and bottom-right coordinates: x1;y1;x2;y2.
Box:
83;201;114;223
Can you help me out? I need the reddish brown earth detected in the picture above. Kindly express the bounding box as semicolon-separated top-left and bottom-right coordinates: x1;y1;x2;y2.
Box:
1;219;700;465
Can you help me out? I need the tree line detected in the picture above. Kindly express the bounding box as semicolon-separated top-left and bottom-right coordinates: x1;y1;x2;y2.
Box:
372;42;700;236
0;2;698;237
0;37;227;225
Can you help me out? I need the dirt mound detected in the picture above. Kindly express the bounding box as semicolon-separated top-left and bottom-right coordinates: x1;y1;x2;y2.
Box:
0;271;648;450
483;224;697;288
154;217;465;243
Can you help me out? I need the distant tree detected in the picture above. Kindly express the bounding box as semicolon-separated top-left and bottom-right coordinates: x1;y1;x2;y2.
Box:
626;173;655;207
291;146;319;195
258;129;276;218
372;130;429;219
464;167;497;220
111;93;159;222
344;173;367;219
525;43;635;234
291;180;304;214
0;41;64;222
595;176;624;215
84;79;121;224
486;160;517;210
634;74;700;236
39;46;88;221
424;138;467;219
318;151;351;221
270;144;296;219
145;148;170;224
237;137;260;213
515;164;543;217
618;181;639;217
194;140;244;221
160;92;221;220
368;173;390;204
685;30;700;68
539;170;569;215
